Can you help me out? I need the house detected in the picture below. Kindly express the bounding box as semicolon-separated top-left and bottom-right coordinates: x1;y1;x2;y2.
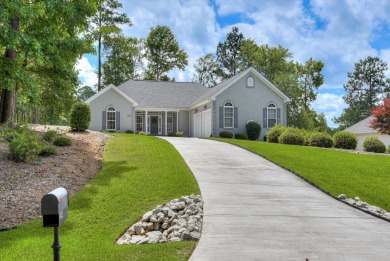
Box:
345;116;390;150
85;67;290;139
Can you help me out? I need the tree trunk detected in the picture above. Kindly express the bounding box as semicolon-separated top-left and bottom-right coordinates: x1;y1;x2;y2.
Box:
1;15;20;124
98;35;102;91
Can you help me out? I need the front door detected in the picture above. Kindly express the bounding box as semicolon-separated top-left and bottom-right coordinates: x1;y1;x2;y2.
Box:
150;116;159;135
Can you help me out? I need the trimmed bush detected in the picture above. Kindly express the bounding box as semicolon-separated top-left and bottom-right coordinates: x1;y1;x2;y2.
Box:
219;131;233;139
70;102;91;132
278;128;304;145
8;132;40;162
387;145;390;154
333;131;358;150
167;132;176;137
175;131;183;137
42;130;58;142
300;129;311;146
39;144;57;156
125;130;134;134
266;125;286;143
53;136;72;147
246;121;261;140
263;135;267;142
309;132;333;148
235;133;248;140
138;131;146;135
363;136;386;153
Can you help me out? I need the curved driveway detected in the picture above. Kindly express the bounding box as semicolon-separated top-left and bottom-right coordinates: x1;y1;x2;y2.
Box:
161;137;390;260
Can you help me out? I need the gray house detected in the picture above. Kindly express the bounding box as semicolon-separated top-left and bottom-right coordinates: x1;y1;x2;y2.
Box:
85;67;290;139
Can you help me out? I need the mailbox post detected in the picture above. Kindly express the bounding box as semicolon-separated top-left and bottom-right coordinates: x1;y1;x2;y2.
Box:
41;187;69;261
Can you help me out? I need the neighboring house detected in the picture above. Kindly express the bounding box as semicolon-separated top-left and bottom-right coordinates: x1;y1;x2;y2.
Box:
85;67;290;139
345;116;390;150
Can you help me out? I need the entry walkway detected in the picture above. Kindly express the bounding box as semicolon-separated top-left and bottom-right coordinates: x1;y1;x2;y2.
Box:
161;137;390;261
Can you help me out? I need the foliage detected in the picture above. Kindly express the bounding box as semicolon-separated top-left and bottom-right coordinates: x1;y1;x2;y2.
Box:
363;136;386;153
245;121;261;140
278;128;304;145
38;143;57;156
300;128;311;146
138;131;146;135
216;27;245;79
167;132;175;137
125;130;134;134
309;132;333;148
219;131;233;139
0;134;199;260
76;86;96;102
370;98;390;134
175;131;184;137
266;125;286;143
53;136;72;147
42;130;58;143
89;0;132;91
234;133;248;140
217;138;390;211
102;35;143;86
387;145;390;154
192;53;221;87
333;131;358;150
0;0;98;124
334;56;390;128
70;103;91;132
145;25;188;81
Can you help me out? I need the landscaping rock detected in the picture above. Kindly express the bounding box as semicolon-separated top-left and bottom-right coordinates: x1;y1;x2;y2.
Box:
116;195;204;245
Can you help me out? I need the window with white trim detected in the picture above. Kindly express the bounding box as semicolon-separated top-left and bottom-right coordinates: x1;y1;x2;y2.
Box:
247;76;254;87
267;103;277;128
224;101;234;128
136;113;143;132
106;107;116;130
167;113;173;132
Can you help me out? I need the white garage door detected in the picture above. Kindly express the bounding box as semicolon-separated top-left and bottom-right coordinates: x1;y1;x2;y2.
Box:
202;109;212;137
194;113;201;137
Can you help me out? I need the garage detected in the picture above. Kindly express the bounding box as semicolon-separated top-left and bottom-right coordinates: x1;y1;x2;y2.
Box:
202;109;212;137
194;113;201;137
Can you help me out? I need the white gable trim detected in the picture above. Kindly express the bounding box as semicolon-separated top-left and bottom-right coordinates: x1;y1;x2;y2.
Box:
85;84;138;106
211;67;290;103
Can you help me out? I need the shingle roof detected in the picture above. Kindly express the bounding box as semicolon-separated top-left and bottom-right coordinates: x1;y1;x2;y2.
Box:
116;80;208;108
345;116;376;134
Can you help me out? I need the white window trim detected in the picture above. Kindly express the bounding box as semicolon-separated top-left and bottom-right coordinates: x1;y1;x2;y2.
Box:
267;103;277;129
106;106;116;131
136;114;143;132
167;115;173;132
223;101;234;129
247;76;254;87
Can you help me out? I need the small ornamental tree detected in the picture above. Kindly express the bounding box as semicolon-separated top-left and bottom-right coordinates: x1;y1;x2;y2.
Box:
370;98;390;135
70;102;91;132
246;121;261;140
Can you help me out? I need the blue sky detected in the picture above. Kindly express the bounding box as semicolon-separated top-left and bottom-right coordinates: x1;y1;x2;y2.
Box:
76;0;390;127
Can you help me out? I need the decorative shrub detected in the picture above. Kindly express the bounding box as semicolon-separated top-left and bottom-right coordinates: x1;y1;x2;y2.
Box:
8;132;40;162
70;102;91;132
387;145;390;154
42;130;58;142
300;129;311;146
263;135;267;142
175;131;183;137
138;131;146;135
333;131;358;150
309;132;333;148
246;121;261;140
235;133;248;140
266;125;286;143
53;136;72;146
363;136;386;153
219;131;233;139
278;128;304;145
167;132;175;137
125;130;134;134
39;144;57;156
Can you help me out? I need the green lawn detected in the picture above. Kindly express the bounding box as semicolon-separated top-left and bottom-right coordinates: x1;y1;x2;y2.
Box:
212;138;390;211
0;134;200;261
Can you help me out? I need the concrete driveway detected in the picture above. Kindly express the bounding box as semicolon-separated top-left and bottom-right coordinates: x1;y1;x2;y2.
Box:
161;137;390;261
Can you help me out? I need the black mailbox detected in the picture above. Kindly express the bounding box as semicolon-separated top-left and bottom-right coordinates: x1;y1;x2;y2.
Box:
41;187;68;227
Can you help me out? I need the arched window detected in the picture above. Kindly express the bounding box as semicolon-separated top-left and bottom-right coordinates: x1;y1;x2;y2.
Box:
106;106;116;130
267;103;277;128
247;76;254;87
224;101;234;128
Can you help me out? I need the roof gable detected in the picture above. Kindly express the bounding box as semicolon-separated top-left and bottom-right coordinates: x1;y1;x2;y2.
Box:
85;84;138;106
345;116;377;134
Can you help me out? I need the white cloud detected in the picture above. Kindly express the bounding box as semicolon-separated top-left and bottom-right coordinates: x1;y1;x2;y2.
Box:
75;57;97;89
312;93;347;127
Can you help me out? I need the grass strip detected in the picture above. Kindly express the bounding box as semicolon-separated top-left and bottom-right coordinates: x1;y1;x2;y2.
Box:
213;138;390;211
0;134;200;260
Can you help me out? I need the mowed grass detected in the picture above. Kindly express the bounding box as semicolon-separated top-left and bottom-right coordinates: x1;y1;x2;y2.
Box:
0;134;200;261
213;138;390;211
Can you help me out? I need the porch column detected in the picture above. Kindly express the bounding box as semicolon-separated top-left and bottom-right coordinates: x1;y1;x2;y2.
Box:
145;110;148;134
165;111;168;135
177;111;179;133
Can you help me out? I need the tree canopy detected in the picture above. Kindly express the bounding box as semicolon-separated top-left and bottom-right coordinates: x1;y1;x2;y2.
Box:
370;98;390;135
